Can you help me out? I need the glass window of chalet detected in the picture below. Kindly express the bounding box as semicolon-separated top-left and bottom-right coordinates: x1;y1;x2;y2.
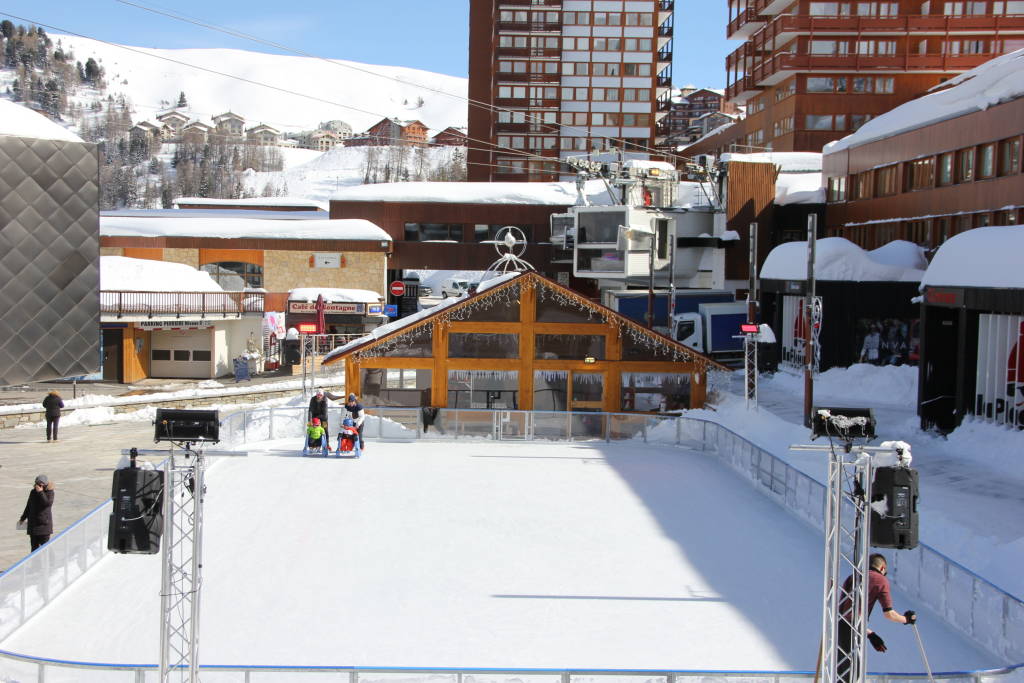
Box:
535;334;605;360
360;368;431;407
448;370;519;409
533;370;568;411
464;294;521;322
379;330;432;357
621;372;691;412
448;333;519;358
998;138;1020;176
621;332;677;361
535;291;605;323
201;262;262;289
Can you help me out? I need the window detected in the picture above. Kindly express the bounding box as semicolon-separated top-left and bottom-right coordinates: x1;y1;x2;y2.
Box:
907;157;936;190
448;333;519;359
944;1;988;14
775;79;796;101
621;372;691;412
805;114;845;130
535;334;606;360
773;116;794;137
809;2;852;14
874;164;899;196
855;2;899;14
857;40;897;55
563;11;590;24
200;261;263;289
875;77;894;93
938;152;954;185
404;223;462;241
173;350;190;361
855;171;873;199
192;350;212;362
152;349;171;361
810;40;848;54
955;148;975;183
448;370;519;410
623;63;651;76
807;77;847;93
827;176;847;202
850;114;872;131
998;137;1021;175
978;143;996;178
360;368;431;407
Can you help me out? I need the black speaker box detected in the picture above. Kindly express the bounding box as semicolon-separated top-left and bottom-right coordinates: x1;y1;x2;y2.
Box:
811;406;876;440
108;468;164;554
154;408;220;443
871;466;919;550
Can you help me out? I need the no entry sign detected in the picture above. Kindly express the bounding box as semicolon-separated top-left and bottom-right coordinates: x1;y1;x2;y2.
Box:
389;281;406;297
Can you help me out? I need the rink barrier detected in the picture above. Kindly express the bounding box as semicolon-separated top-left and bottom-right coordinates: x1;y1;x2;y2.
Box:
1;406;1021;681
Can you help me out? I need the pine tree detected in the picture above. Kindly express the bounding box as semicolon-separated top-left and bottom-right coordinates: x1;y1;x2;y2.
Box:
177;91;187;107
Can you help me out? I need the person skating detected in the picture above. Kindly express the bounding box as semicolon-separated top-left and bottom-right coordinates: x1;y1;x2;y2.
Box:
18;474;55;552
343;393;366;451
836;553;917;683
307;389;342;434
42;390;64;442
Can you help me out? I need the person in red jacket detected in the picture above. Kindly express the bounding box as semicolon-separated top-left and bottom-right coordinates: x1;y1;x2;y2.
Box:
836;553;917;683
19;474;55;552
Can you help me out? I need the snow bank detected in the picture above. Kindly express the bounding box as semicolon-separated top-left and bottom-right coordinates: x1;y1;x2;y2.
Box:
825;48;1024;154
0;99;83;143
767;363;920;408
721;151;823;173
761;237;926;282
920;224;1024;289
101;216;391;241
288;288;381;303
100;255;223;292
330;180;614;206
775;172;825;205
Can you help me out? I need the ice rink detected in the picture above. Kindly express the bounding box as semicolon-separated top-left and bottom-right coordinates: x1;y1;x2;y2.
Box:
2;439;999;671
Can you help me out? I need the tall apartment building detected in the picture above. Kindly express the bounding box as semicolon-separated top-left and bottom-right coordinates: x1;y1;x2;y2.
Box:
468;0;676;182
683;0;1024;156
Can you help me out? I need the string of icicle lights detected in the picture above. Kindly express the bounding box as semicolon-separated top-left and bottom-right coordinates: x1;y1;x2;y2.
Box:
352;277;708;371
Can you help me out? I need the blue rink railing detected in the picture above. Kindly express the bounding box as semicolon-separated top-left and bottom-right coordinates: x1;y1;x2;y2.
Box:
1;406;1021;682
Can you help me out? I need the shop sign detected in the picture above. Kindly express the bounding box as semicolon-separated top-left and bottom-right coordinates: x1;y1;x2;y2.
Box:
137;320;213;330
312;253;342;268
288;301;366;314
925;287;963;307
974;314;1024;428
367;304;383;315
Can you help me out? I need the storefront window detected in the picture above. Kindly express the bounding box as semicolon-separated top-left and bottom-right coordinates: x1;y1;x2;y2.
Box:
448;370;519;409
360;368;431;407
535;334;605;360
621;372;691;412
448;333;519;358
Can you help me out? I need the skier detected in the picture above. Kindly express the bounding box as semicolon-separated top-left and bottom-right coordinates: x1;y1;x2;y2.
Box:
303;417;328;456
343;393;366;451
836;553;917;683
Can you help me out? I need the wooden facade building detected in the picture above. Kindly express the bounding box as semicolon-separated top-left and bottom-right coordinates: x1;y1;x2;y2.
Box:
324;272;727;413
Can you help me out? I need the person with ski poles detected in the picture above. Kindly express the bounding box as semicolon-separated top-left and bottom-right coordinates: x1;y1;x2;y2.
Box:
836;553;917;683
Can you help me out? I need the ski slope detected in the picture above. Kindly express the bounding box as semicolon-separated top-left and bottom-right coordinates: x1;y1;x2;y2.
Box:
2;439;997;672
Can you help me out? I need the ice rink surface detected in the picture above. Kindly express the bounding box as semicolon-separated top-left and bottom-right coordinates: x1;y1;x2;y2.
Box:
2;439;999;671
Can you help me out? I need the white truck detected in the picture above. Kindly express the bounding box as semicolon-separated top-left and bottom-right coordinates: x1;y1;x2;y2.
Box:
671;301;750;363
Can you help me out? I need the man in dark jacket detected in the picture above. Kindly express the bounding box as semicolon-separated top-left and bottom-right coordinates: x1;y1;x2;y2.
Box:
19;474;55;552
308;389;342;434
42;390;64;441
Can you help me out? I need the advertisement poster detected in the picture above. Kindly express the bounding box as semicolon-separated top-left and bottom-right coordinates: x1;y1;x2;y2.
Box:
975;314;1024;428
852;318;918;367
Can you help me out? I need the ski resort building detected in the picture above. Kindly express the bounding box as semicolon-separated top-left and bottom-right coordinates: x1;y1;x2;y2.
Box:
822;49;1024;251
323;271;727;413
0;100;100;385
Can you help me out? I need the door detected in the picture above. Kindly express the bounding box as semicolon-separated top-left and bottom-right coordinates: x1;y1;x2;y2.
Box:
101;329;123;383
920;307;960;432
570;371;604;412
151;329;213;379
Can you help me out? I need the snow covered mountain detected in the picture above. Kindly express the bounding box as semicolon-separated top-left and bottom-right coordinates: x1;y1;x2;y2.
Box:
51;33;468;134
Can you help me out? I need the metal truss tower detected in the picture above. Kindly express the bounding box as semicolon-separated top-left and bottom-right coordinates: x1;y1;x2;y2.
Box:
159;444;208;683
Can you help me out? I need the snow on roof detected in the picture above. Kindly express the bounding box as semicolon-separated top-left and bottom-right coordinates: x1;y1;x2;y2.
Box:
174;196;329;211
825;48;1024;154
676;181;716;208
921;225;1024;289
761;238;926;282
721;152;823;173
101;215;391;241
775;173;825;205
288;288;382;304
100;255;223;292
102;209;326;221
330;180;613;206
0;100;84;143
679;121;736;151
623;159;677;172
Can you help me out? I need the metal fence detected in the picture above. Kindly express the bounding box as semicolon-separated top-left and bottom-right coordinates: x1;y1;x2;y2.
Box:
2;407;1022;682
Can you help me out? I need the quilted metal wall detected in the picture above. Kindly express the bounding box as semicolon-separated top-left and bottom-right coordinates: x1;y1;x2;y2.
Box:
0;134;100;385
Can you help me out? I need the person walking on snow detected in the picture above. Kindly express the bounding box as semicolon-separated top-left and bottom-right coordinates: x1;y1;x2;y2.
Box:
836;553;917;683
18;474;55;552
308;389;342;434
42;390;64;442
343;393;366;451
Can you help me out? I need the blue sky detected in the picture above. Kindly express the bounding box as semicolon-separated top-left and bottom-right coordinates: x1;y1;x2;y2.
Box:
1;1;731;89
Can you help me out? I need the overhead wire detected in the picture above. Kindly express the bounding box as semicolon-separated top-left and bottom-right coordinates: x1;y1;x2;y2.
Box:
112;0;702;166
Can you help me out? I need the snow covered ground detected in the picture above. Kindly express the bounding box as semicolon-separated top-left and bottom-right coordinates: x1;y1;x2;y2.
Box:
1;438;997;671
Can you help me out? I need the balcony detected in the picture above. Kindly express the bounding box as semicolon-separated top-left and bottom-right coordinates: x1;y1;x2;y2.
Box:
100;290;264;319
755;12;1024;42
497;72;561;84
495;46;561;58
500;0;562;6
496;21;562;32
727;9;768;40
